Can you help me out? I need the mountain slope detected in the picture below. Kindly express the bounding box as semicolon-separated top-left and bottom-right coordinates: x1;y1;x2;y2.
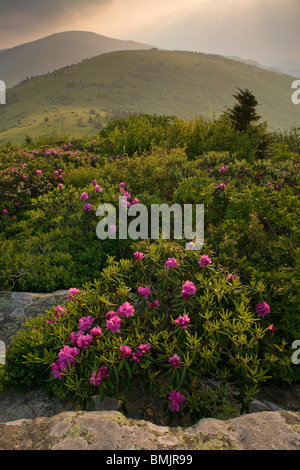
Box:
0;31;153;88
0;49;298;144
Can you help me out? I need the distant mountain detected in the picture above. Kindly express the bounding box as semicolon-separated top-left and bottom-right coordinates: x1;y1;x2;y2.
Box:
0;31;154;88
0;49;299;144
226;55;300;78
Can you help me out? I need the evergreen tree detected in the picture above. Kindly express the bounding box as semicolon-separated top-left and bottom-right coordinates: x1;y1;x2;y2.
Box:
227;88;261;132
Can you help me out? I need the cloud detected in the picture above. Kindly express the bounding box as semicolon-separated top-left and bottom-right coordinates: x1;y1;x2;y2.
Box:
130;0;300;66
0;0;299;67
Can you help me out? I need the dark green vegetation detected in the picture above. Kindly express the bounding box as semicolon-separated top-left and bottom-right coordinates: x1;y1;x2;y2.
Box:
0;49;299;145
0;111;299;424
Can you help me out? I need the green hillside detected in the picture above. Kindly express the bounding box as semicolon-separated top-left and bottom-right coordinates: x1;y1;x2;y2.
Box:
0;49;299;144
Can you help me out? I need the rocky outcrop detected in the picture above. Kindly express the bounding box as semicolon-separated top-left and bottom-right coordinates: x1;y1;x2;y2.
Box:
0;410;299;450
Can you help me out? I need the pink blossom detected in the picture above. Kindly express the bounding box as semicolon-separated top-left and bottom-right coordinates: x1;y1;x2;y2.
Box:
94;185;102;192
119;345;132;358
90;327;103;337
168;354;181;369
90;366;109;386
106;311;118;320
106;315;122;333
134;251;144;260
268;324;277;332
199;255;212;267
148;299;160;309
118;301;135;318
256;302;271;318
2;209;8;215
83;203;92;211
227;274;239;283
131;198;139;204
77;333;92;349
175;314;190;329
80;192;89;200
119;182;126;188
67;287;80;301
137;343;151;354
138;286;152;299
165;257;179;268
78;315;94;332
218;183;226;190
181;281;196;299
36;170;42;175
168;390;186;412
219;165;227;173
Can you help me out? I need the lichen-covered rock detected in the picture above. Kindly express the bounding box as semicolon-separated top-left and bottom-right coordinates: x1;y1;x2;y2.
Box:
0;410;299;450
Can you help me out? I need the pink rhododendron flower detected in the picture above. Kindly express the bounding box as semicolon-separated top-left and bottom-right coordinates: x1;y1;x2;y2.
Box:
83;202;92;211
67;287;80;301
2;209;8;215
218;183;226;190
169;354;181;369
134;252;144;260
168;390;186;412
77;333;92;349
106;311;118;320
106;315;122;333
268;324;277;332
119;182;126;188
119;345;132;358
94;185;102;192
78;316;94;332
118;302;135;317
256;302;271;318
199;255;212;267
90;327;103;337
131;198;139;204
90;366;109;386
52;345;80;379
132;352;142;362
181;281;196;299
175;314;190;329
165;257;179;268
80;192;89;200
138;286;151;299
36;170;42;175
219;165;227;173
227;274;239;283
137;343;151;354
148;299;160;309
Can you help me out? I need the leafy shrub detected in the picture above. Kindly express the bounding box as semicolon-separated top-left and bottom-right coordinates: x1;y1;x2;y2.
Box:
3;240;293;424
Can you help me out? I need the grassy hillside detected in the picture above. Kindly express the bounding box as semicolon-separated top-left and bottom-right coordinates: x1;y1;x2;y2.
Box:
0;49;299;144
0;31;153;89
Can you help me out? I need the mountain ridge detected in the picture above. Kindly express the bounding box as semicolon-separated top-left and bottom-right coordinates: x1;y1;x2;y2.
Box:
0;31;154;88
0;48;298;144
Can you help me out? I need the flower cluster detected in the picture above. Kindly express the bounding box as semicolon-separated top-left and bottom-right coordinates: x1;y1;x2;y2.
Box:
181;281;196;299
119;343;151;363
138;286;152;299
105;301;136;333
199;255;212;268
256;301;271;318
90;366;109;386
168;390;186;412
51;345;80;380
165;257;179;268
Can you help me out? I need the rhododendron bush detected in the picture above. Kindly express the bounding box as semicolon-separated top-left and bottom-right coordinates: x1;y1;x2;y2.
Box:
2;240;292;423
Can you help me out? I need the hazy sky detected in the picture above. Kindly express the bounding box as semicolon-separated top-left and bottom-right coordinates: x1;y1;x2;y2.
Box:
0;0;299;67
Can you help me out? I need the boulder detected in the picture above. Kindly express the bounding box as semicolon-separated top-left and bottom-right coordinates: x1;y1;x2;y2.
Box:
0;410;299;450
